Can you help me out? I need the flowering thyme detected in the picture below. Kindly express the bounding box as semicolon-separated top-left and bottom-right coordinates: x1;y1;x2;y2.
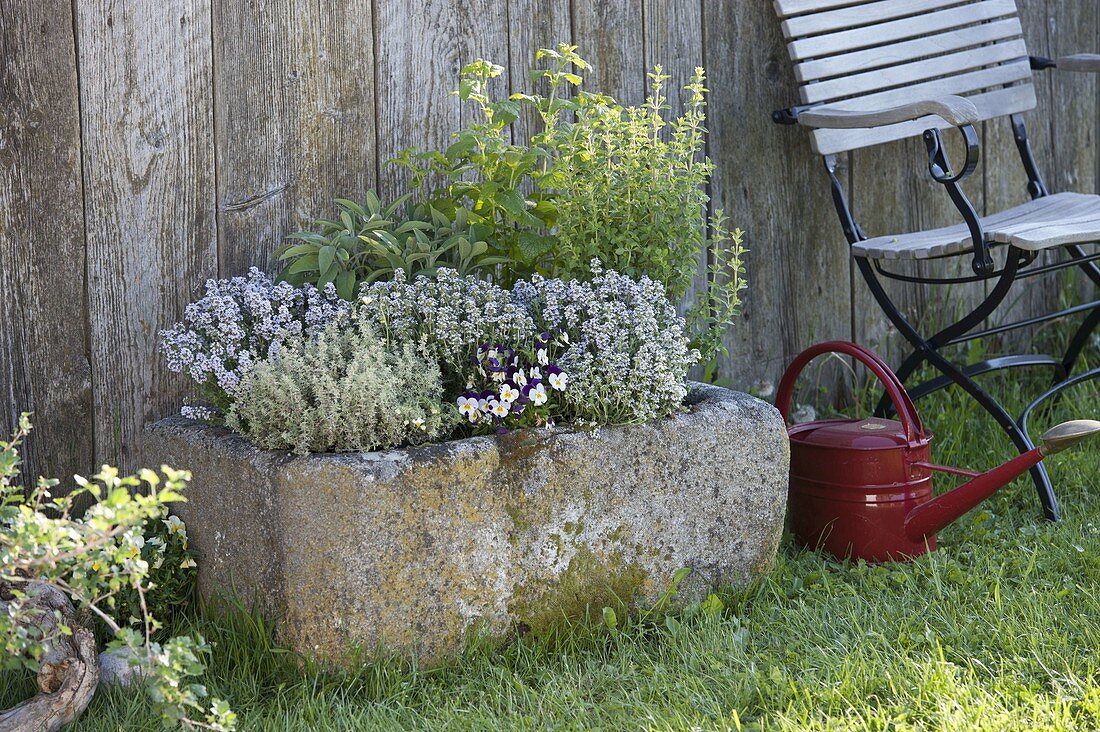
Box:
160;268;348;411
513;261;698;424
356;268;535;386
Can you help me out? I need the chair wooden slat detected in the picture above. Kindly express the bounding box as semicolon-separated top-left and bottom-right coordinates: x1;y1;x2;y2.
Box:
803;58;1031;110
778;0;1036;156
801;39;1027;104
782;0;962;38
787;0;1019;60
795;18;1023;82
774;0;865;19
810;84;1036;155
851;193;1100;259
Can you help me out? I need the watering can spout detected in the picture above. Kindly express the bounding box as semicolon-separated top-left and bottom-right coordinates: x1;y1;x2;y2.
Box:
904;420;1100;542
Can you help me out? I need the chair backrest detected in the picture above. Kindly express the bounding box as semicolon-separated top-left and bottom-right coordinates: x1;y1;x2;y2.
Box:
775;0;1036;155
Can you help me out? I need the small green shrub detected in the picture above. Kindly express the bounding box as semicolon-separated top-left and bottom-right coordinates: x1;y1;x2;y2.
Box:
0;416;234;730
398;46;746;361
227;319;452;454
278;46;746;364
390;58;557;281
102;509;197;640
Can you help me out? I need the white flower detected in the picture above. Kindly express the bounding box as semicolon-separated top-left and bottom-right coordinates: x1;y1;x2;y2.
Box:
513;369;528;387
457;396;479;419
164;515;187;537
529;367;542;380
412;417;426;430
548;370;568;391
499;384;520;403
181;557;197;569
489;399;510;418
530;382;548;406
537;347;549;366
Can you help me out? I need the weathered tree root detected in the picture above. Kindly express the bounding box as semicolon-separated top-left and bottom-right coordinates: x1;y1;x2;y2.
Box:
0;582;99;732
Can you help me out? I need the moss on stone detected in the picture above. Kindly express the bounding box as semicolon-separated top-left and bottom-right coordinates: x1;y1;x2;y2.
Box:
507;546;650;636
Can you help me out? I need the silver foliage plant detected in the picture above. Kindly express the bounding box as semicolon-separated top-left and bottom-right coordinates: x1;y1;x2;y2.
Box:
226;318;451;455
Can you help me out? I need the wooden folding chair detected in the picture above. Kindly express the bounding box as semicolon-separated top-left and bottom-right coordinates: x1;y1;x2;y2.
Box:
771;0;1100;520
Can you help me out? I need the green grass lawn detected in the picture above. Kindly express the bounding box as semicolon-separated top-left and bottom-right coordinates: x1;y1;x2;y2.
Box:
4;357;1098;731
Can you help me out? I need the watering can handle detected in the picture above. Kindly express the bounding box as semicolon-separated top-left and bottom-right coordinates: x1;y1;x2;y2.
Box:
775;341;925;443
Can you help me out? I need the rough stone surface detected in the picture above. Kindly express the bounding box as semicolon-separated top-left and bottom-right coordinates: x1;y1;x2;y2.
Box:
97;647;143;687
144;383;789;665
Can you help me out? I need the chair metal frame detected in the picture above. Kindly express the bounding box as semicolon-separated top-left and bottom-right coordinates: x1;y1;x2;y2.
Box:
775;54;1100;521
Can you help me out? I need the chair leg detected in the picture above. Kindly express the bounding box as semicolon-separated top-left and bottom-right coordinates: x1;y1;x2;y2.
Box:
1060;305;1100;377
1021;368;1100;440
1062;245;1100;376
856;257;1061;521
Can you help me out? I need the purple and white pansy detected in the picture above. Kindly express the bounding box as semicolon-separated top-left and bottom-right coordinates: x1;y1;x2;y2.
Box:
457;340;565;429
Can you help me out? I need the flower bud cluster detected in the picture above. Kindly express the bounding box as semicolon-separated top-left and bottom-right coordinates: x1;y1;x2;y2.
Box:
160;268;348;404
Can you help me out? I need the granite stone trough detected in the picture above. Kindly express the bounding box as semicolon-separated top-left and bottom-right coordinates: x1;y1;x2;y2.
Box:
144;383;790;665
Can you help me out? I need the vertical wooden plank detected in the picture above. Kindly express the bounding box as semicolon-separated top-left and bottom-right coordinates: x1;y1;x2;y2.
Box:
642;1;708;323
374;0;510;198
643;0;703;118
572;0;645;106
1044;0;1099;339
507;0;572;143
77;0;216;471
1046;1;1098;199
0;1;93;483
705;0;853;390
213;0;378;275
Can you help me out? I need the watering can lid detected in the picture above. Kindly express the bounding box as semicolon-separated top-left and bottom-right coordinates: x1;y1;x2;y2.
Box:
789;417;929;450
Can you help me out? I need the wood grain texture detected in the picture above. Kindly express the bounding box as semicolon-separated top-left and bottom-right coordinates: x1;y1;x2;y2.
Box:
706;0;852;390
800;96;982;130
642;0;706;319
800;40;1029;106
795;18;1025;83
373;0;509;198
572;0;644;106
811;86;1036;155
786;0;1020;59
853;192;1100;258
781;0;965;38
76;0;216;471
507;0;572;143
0;1;92;484
214;0;379;275
981;0;1060;347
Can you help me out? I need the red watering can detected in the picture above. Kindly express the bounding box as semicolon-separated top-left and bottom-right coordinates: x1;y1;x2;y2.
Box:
776;341;1100;562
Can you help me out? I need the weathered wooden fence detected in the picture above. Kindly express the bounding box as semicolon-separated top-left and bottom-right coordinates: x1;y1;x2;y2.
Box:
2;1;1096;483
